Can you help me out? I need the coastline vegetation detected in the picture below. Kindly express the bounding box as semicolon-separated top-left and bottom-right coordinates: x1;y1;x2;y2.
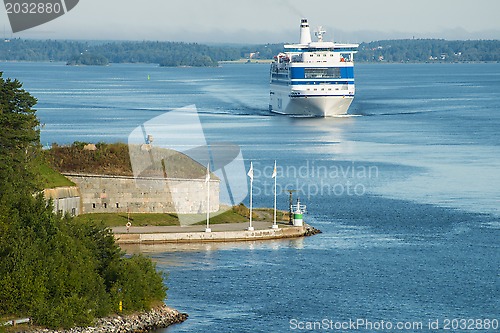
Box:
356;39;500;62
0;73;166;329
47;142;134;176
1;38;499;67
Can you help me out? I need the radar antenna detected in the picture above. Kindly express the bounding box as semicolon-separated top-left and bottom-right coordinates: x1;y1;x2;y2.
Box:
315;26;326;42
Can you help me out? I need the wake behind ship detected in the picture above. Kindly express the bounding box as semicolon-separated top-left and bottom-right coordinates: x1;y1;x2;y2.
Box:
269;19;359;117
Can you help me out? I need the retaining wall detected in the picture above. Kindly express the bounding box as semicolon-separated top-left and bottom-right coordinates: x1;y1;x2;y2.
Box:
115;226;306;244
65;173;219;215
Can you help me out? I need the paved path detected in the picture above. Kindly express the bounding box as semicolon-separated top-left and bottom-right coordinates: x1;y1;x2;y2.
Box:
112;221;291;234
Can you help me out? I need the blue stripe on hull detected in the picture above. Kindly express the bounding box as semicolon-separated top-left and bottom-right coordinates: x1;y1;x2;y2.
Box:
290;94;354;98
290;81;354;85
290;67;354;79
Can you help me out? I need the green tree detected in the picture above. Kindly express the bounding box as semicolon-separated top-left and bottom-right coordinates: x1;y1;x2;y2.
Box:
0;73;166;329
0;72;40;195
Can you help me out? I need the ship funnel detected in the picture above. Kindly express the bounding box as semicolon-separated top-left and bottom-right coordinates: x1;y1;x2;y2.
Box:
299;18;312;44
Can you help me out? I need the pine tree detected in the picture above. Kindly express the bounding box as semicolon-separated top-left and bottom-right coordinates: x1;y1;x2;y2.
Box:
0;72;40;196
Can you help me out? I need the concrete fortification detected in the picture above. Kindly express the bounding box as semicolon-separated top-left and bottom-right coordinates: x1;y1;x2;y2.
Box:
66;173;219;215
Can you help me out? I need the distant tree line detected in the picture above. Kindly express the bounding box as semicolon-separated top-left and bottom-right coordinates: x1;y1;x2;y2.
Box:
356;39;500;62
255;40;500;62
0;39;240;66
0;38;499;66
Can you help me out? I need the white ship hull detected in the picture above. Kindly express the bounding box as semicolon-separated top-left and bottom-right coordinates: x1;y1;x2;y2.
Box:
276;96;354;117
270;84;354;117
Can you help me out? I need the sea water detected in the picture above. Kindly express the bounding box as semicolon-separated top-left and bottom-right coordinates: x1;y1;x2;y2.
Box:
2;62;499;332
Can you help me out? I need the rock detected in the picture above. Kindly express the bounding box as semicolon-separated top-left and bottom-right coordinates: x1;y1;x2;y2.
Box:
83;144;97;151
140;144;152;152
23;304;187;333
304;226;322;237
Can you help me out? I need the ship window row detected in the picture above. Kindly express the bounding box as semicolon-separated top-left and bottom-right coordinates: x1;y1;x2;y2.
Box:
306;61;333;64
293;81;351;85
306;86;349;91
304;68;341;79
308;54;334;57
305;53;354;61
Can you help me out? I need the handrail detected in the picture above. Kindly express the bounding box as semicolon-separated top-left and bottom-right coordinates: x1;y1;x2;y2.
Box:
3;318;30;326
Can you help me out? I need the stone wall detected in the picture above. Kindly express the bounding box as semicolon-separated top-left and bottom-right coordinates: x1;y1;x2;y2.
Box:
43;186;81;216
65;173;219;214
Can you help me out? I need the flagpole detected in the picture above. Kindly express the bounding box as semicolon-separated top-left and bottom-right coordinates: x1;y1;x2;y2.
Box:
272;160;278;229
248;162;254;231
249;178;253;231
205;163;211;233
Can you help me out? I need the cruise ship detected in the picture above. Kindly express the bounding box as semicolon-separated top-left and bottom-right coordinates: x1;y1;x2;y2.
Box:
269;19;359;117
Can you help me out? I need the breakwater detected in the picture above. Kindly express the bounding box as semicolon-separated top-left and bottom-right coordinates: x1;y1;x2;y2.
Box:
22;304;187;333
113;222;321;244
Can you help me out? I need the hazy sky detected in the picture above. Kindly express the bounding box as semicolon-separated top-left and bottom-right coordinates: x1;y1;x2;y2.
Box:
2;0;500;43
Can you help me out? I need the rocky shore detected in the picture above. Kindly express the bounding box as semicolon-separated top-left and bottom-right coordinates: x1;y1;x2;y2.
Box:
22;304;188;333
304;225;322;237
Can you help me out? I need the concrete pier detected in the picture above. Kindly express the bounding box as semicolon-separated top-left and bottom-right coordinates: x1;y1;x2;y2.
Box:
112;221;314;244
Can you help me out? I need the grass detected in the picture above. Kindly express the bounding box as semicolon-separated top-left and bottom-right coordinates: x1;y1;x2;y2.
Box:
74;212;180;227
45;142;217;180
37;161;75;188
74;204;290;228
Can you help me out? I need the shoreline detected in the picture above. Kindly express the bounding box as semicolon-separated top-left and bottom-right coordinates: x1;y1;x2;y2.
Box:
20;304;187;333
112;221;321;244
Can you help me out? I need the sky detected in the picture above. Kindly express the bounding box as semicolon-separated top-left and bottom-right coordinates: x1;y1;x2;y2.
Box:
1;0;500;43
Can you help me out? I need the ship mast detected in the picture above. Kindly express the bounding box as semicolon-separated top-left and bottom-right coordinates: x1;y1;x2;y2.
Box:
315;26;326;42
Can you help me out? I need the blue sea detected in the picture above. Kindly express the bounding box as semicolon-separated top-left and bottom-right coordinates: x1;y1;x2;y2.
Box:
2;62;499;332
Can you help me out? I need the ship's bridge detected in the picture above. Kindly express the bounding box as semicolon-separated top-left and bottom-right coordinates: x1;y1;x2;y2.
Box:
284;42;358;52
283;42;358;65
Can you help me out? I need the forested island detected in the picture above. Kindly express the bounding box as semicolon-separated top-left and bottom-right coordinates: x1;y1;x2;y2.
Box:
0;38;499;66
66;53;109;66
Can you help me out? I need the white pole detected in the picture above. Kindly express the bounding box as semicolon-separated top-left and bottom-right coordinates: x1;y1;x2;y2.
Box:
249;178;254;231
272;160;278;229
248;162;254;231
205;163;211;233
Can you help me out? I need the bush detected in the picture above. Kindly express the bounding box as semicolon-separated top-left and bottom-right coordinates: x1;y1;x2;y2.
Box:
0;196;167;328
107;256;167;312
